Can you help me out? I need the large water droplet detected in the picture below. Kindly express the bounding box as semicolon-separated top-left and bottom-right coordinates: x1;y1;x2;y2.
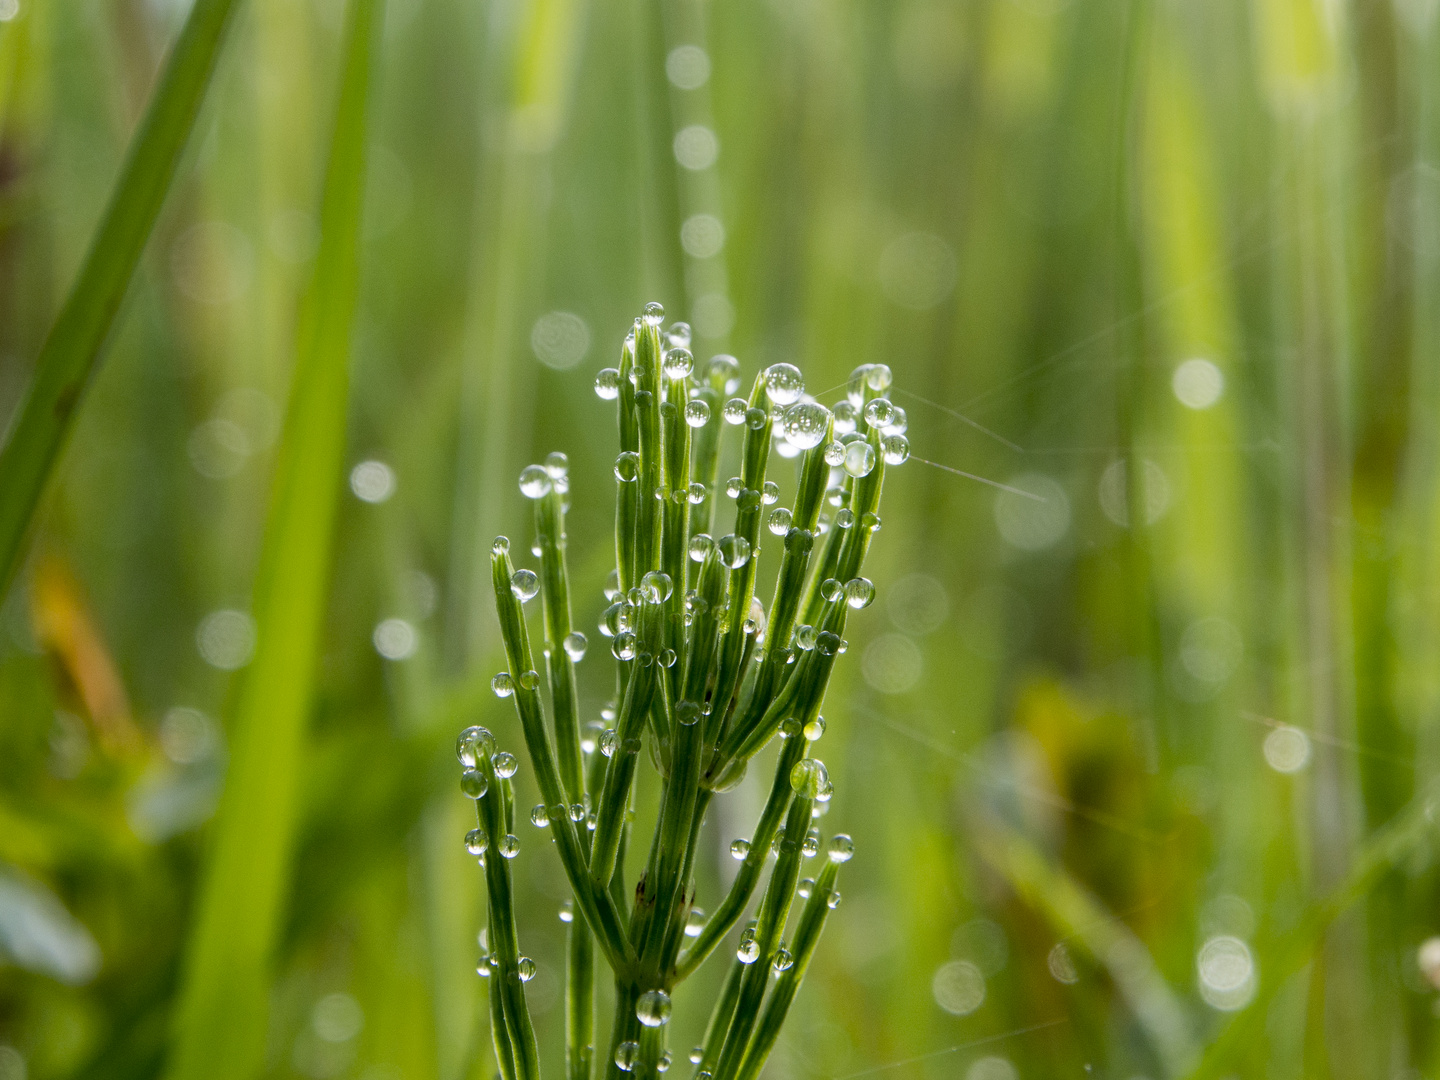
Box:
737;928;760;964
664;348;694;380
636;989;672;1027
761;481;780;505
641;571;674;603
614;452;640;483
843;441;876;478
866;364;893;391
684;399;710;428
730;838;750;860
688;533;715;562
667;322;692;349
563;631;587;661
510;570;540;602
783;401;831;449
832;401;858;434
829;834;855;862
722;397;748;425
464;827;489;855
685;908;706;937
772;948;794;972
456;725;497;765
718;534;751;569
643;302;665;326
791;758;829;798
846;366;872;407
768;507;793;535
530;803;549;827
863;398;896;430
519;465;552;499
845;577;876;609
615;1041;640;1072
491;672;515;698
612;632;637;661
882;434;910;465
517;955;536;981
599;729;618;757
493;752;518;779
595;368;621;400
709;355;741;393
460;769;489;799
499;834;520;858
764;363;805;405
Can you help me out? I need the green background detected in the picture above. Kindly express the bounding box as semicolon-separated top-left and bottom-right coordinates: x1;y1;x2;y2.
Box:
2;0;1439;1077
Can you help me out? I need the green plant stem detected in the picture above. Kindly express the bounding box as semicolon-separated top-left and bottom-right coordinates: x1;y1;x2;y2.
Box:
712;792;815;1079
734;858;843;1080
677;734;806;979
0;0;242;598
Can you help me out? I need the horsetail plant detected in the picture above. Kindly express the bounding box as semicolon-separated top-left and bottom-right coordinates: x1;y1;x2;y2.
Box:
454;303;911;1080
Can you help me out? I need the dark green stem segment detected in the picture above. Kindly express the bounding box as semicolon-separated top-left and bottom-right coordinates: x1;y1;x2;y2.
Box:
733;858;844;1080
712;792;817;1078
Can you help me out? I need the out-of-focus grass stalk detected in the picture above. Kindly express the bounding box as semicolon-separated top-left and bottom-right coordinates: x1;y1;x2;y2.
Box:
0;0;242;598
1254;0;1362;1065
976;827;1198;1076
444;0;586;671
165;0;381;1076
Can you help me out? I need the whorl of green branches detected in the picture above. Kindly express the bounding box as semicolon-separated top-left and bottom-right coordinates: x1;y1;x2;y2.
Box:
453;304;907;1080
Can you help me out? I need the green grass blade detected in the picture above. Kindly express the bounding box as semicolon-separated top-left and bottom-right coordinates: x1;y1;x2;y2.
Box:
0;0;242;597
163;0;382;1076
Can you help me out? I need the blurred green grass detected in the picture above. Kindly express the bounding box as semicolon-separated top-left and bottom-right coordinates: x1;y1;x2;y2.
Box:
2;0;1440;1078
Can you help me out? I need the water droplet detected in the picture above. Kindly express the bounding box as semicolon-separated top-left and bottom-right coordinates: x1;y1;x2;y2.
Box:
794;625;816;650
843;441;876;478
745;406;768;430
761;481;780;505
722;397;748;425
829;834;854;862
456;725;497;765
464;827;489;855
493;752;518;779
460;769;489;799
643;302;665;326
499;834;520;858
832;401;858;434
730;839;751;860
530;803;549;827
659;648;677;668
664;347;694;380
604;568;621;600
845;577;876;609
685;908;706;937
782;401;831;450
517;670;540;691
636;989;672;1027
688;533;714;562
676;700;702;726
476;957;491;976
882;434;910;465
827;890;841;908
519;465;552;499
791;758;829;798
803;715;826;741
563;631;588;661
615;1040;640;1072
559;900;574;923
764;363;805;405
490;672;515;700
862;398;896;431
511;569;540;602
718;534;751;569
614;451;641;483
708;355;741;393
866;364;893;391
772;948;794;972
658;1050;672;1073
682;399;711;429
612;632;638;661
821;578;844;602
689;1047;705;1065
846;366;872;406
798;878;814;899
599;729;618;757
768;507;793;535
641;571;674;603
737;929;760;963
517;955;536;981
595;367;622;400
492;536;510;556
667;322;692;349
724;476;744;499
